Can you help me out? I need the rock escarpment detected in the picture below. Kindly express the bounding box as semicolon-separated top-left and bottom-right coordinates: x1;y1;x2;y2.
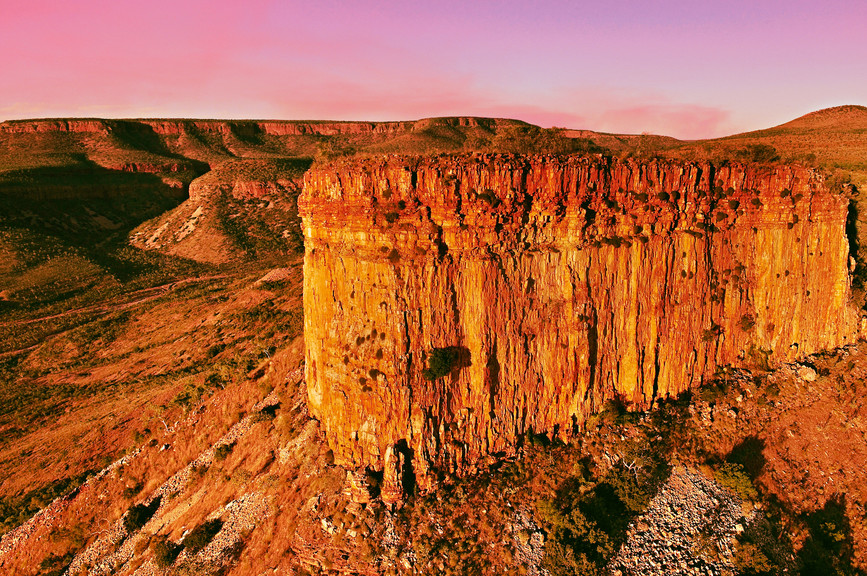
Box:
300;154;862;499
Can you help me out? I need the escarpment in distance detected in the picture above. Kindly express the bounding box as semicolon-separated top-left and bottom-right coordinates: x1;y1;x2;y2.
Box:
300;154;864;500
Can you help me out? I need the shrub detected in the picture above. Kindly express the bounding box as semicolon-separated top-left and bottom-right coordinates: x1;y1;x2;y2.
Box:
699;382;726;403
151;535;182;568
738;144;779;163
423;348;459;381
733;541;773;573
37;551;76;576
702;323;722;342
214;442;235;462
714;463;757;500
123;496;161;533
745;345;772;372
537;459;667;575
123;481;144;499
597;397;639;426
737;314;756;332
183;518;224;554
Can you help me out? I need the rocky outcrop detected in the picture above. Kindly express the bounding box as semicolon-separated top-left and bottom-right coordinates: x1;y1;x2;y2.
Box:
0;117;511;138
130;159;306;264
0;119;111;133
300;154;863;499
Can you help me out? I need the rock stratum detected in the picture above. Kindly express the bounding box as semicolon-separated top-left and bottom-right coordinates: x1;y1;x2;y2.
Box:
300;154;863;500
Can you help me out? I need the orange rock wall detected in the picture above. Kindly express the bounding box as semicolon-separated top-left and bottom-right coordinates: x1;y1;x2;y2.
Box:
0;118;491;137
299;154;862;497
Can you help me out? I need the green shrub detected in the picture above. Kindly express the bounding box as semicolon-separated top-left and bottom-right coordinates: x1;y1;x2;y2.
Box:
423;348;459;380
537;460;667;575
37;551;76;576
714;463;757;500
737;144;779;164
702;323;722;342
745;345;772;371
797;497;856;574
183;518;224;554
698;381;726;403
738;314;756;332
122;481;144;499
214;442;234;462
123;496;161;533
0;469;94;536
733;541;773;573
151;535;181;568
597;398;639;426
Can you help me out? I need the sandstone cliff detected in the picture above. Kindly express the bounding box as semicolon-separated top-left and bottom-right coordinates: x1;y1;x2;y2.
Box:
300;154;863;499
0;117;514;140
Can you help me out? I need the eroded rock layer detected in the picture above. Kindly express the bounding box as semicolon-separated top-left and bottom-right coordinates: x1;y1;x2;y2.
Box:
300;154;861;498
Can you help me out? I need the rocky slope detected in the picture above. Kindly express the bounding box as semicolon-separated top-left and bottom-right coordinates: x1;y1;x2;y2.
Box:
300;154;863;499
129;159;309;264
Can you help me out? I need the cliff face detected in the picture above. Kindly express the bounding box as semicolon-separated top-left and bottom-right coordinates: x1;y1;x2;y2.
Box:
300;154;863;499
0;117;499;137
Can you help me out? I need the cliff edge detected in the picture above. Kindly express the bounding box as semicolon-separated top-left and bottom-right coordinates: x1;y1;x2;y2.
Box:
301;154;861;500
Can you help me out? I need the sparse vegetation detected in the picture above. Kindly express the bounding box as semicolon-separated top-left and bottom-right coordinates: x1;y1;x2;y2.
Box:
422;347;460;381
183;518;224;554
151;535;182;568
713;463;757;501
0;470;95;535
738;313;757;332
123;496;161;533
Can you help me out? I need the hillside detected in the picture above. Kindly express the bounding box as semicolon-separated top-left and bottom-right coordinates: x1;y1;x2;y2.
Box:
0;107;866;576
663;105;867;188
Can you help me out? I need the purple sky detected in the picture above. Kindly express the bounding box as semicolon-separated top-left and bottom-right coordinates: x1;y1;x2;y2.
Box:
1;0;865;139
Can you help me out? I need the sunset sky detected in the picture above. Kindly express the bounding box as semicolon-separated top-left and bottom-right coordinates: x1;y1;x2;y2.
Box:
1;0;865;139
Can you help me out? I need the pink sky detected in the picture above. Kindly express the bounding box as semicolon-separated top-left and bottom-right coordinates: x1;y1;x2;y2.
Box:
1;0;865;139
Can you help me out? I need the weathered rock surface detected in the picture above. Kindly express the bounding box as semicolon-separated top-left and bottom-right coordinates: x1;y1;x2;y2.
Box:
299;154;863;497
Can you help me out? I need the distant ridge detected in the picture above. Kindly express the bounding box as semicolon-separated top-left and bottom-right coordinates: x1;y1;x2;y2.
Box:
775;105;867;130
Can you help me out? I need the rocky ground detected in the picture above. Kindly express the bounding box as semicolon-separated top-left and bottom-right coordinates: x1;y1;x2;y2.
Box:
609;467;752;576
1;339;866;575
